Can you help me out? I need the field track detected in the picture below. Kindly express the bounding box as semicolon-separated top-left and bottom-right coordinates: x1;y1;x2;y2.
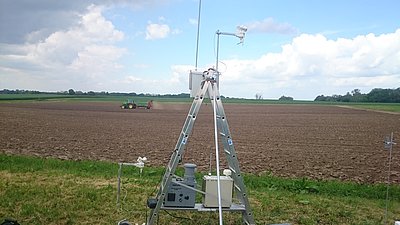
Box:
1;101;399;184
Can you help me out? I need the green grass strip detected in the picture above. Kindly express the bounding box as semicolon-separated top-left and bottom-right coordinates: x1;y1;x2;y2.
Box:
1;154;399;225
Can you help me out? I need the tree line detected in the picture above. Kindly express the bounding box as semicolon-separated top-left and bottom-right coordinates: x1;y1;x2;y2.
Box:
314;88;400;103
0;89;191;98
3;88;400;102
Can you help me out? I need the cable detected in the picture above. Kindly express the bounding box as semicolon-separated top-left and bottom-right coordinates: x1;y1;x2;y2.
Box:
384;132;394;225
213;32;228;74
117;179;148;225
209;147;213;175
218;61;227;74
150;165;167;197
122;188;128;206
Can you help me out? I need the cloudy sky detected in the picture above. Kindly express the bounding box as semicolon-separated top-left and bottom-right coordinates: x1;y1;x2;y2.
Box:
0;0;399;100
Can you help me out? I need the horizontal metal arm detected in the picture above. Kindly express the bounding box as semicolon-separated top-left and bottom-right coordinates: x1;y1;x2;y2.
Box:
216;31;238;37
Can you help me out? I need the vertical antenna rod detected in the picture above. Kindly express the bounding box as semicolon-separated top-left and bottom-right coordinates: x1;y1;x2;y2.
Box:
212;83;223;225
194;0;202;71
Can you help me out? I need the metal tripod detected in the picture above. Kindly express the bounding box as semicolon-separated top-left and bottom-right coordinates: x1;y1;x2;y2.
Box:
147;72;255;225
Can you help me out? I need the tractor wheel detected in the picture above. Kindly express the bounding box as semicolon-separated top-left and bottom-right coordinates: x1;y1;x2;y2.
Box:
121;105;125;109
133;104;137;109
128;104;133;109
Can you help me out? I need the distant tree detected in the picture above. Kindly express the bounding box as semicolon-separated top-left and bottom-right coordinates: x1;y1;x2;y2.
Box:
394;88;400;102
255;93;263;100
314;87;400;103
68;89;75;95
351;89;361;96
367;88;389;102
278;95;294;101
339;92;352;102
314;95;328;101
367;88;400;103
351;88;367;102
315;95;323;101
1;89;11;94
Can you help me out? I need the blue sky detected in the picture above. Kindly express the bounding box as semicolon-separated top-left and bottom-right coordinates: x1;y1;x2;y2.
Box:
0;0;399;99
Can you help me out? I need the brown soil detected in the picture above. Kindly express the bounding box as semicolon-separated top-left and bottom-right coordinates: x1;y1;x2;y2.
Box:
1;101;399;184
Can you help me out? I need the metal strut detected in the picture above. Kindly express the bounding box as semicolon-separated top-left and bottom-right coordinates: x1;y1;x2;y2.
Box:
147;78;255;225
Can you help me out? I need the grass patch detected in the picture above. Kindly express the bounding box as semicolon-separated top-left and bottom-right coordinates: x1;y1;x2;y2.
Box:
345;103;400;113
1;154;399;225
244;174;400;201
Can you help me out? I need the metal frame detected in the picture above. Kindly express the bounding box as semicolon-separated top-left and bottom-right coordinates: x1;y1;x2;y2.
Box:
146;73;255;225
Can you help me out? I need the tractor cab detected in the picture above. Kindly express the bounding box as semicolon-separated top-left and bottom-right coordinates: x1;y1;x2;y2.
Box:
121;99;137;109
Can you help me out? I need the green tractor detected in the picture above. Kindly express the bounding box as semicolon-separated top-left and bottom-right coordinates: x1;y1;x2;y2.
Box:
121;99;136;109
121;99;153;109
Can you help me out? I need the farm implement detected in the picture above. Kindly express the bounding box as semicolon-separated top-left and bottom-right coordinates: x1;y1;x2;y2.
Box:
120;99;153;109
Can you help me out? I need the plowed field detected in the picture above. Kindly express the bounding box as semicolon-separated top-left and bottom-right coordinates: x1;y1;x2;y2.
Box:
1;101;399;184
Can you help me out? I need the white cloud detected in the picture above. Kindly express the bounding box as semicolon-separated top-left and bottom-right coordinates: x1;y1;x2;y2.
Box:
171;29;182;35
111;29;400;99
134;29;400;100
0;0;166;44
189;18;198;25
144;16;181;40
26;4;124;68
116;65;193;94
145;23;171;40
69;45;126;79
217;29;400;99
170;65;192;85
246;17;298;35
80;5;124;42
0;5;126;91
133;63;151;69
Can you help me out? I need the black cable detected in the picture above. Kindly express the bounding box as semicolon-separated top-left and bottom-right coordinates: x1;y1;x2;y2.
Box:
164;210;192;221
117;174;150;224
150;166;167;196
